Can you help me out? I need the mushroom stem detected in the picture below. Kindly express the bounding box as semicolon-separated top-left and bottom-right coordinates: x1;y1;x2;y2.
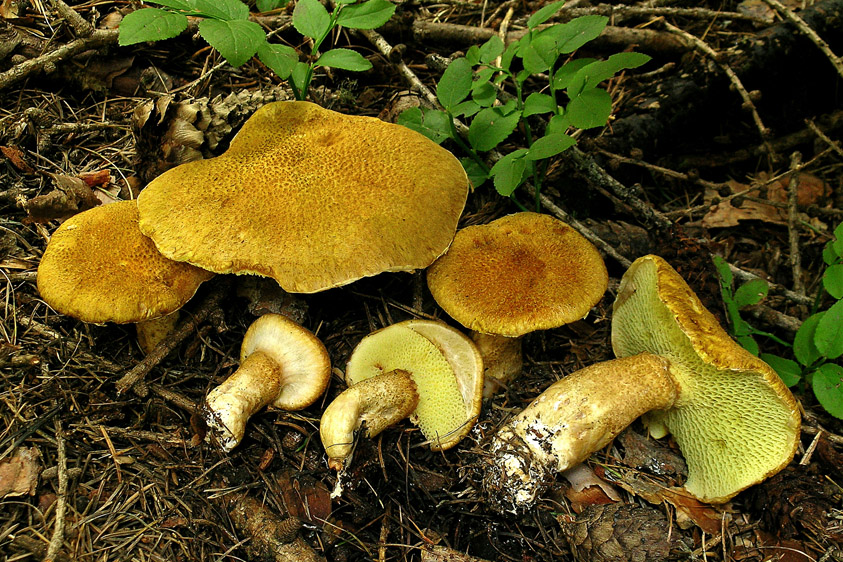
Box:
483;353;679;513
470;331;523;399
205;351;282;451
320;369;419;472
136;312;179;355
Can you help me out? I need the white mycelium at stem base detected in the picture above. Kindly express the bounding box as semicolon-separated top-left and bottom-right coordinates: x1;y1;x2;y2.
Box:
204;313;330;451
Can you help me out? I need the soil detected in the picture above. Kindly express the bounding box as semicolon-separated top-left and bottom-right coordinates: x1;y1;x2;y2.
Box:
1;0;842;561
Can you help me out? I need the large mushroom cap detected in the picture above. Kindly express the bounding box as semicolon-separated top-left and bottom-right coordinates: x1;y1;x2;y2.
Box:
611;254;801;503
137;100;469;294
427;212;608;337
37;200;213;324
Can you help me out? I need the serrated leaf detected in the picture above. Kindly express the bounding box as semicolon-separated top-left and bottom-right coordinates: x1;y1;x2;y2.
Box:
118;8;188;46
525;133;575;160
567;51;650;95
824;264;843;299
460;157;488;189
812;363;843;419
316;48;372;71
521;33;558;74
467;105;521;152
760;353;802;387
293;0;332;40
190;0;249;20
815;299;843;359
566;88;612;129
553;58;596;90
257;42;298;78
451;100;480;117
437;57;473;112
336;0;395;30
734;278;769;307
148;0;194;11
291;60;310;94
794;312;824;367
490;149;528;196
542;15;608;54
256;0;288;12
397;107;451;144
527;0;565;29
499;41;518;71
479;35;504;63
523;92;557;117
198;18;265;67
471;80;497;107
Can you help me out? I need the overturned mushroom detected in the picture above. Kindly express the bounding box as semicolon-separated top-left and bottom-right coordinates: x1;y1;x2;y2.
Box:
205;313;331;451
482;255;800;512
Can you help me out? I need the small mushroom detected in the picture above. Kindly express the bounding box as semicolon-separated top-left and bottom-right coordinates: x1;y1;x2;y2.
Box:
427;212;608;397
343;319;483;452
320;369;419;471
204;313;331;451
482;255;800;512
36;200;213;353
137;100;469;293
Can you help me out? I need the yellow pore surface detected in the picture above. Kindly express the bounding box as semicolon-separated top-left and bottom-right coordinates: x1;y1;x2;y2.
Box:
346;324;469;450
611;255;800;503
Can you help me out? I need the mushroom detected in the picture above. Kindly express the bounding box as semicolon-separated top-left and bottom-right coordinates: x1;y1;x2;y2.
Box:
36;200;214;353
427;212;608;397
204;313;331;451
482;255;800;512
339;319;483;455
137;100;469;294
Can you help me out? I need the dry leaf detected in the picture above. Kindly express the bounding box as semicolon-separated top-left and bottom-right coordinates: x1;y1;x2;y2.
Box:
0;447;41;498
23;174;100;222
0;145;34;173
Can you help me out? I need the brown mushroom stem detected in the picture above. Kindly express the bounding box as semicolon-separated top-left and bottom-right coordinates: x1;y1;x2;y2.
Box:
320;369;419;472
135;312;179;355
470;331;523;399
483;353;679;513
205;351;282;451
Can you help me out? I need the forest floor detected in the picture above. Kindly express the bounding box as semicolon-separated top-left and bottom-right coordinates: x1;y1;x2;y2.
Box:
0;0;842;561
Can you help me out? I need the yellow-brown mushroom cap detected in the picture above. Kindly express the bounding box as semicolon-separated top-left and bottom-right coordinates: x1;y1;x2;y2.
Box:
37;200;214;324
137;101;469;294
427;212;608;337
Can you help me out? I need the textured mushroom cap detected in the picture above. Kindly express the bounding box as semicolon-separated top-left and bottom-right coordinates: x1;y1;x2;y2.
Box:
427;212;608;337
611;255;801;503
345;320;483;450
137;101;469;293
37;200;213;324
240;313;331;410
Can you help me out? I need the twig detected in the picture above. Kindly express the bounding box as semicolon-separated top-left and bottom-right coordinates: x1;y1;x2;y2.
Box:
49;0;94;38
728;263;813;306
786;152;805;294
44;419;68;562
357;27;437;106
799;428;822;465
761;0;843;80
805;119;843;158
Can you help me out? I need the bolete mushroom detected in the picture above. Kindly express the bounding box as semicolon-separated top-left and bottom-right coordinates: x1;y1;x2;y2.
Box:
340;319;483;454
482;255;800;512
204;313;331;451
137;100;469;293
427;212;608;397
36;200;214;353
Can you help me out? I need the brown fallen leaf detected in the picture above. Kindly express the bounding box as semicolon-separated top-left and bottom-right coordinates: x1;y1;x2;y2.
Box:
0;145;34;173
0;447;41;498
23;173;100;222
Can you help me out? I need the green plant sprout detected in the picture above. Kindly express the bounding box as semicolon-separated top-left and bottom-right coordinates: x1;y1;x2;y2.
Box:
118;0;395;101
713;221;843;420
397;1;650;210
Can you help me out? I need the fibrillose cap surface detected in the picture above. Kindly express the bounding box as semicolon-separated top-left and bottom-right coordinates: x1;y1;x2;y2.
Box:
37;200;213;324
137;101;469;294
427;212;608;337
611;254;801;503
241;313;331;410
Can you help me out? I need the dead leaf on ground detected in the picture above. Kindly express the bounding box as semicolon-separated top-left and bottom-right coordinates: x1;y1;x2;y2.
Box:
0;145;34;173
0;447;41;498
23;173;101;222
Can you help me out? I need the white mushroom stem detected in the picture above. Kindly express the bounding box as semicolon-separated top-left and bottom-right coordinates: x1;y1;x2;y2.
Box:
470;331;523;399
205;351;282;452
483;353;679;513
320;369;419;472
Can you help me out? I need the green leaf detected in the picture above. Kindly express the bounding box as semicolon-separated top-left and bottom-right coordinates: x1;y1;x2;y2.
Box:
148;0;194;11
737;335;759;356
257;0;288;12
812;363;843;419
437;58;473;112
824;241;839;265
543;15;608;54
336;0;395;29
521;33;558;74
490;149;529;196
471;80;497;107
567;51;650;95
712;255;734;286
834;222;843;257
190;0;249;20
499;41;518;72
479;35;504;63
734;278;769;308
291;61;310;94
527;0;565;29
465;45;481;66
460;157;488;189
118;8;188;46
760;353;802;387
525;133;576;160
794;312;824;367
566;88;612;129
546;113;571;135
553;58;596;90
815;299;843;359
523;92;557;117
824;264;843;299
198;18;265;67
467;104;521;152
397;107;451;144
451;100;480;117
293;0;332;40
257;42;298;78
316;48;372;71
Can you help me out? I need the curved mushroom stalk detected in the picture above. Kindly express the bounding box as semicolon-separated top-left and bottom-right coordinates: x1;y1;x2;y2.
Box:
320;369;419;472
470;332;523;399
483;353;678;513
136;312;180;354
204;314;331;452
